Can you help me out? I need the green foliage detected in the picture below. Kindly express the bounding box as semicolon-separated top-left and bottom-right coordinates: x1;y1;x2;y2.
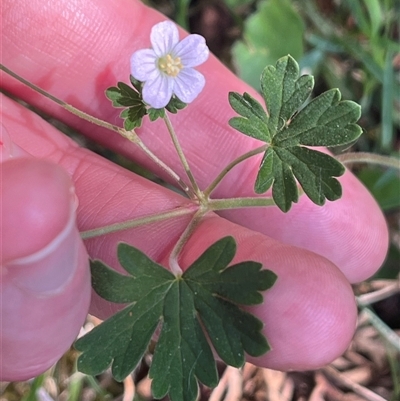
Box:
232;0;305;89
357;167;400;211
229;55;362;212
166;96;187;114
224;0;253;9
106;77;187;127
75;237;277;401
299;0;399;152
105;81;147;130
230;0;398;153
148;107;166;121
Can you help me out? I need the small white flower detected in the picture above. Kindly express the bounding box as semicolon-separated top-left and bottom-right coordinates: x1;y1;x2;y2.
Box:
130;21;209;109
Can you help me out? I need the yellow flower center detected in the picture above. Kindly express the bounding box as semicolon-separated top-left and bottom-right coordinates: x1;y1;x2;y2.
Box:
158;54;183;77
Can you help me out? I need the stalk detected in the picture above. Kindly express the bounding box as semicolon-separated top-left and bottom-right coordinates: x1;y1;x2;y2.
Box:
163;113;203;200
169;208;207;276
203;145;267;198
80;205;195;239
336;152;400;169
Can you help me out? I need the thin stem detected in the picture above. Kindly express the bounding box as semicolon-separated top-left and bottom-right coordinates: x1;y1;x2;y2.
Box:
322;365;388;401
203;144;268;198
1;63;122;133
163;113;203;200
356;280;399;305
208;196;275;211
357;306;400;352
1;63;194;196
80;195;275;241
336;152;400;169
80;205;195;239
169;207;207;276
133;137;196;198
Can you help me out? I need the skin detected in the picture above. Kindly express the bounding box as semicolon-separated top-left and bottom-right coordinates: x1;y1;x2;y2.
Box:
0;0;389;381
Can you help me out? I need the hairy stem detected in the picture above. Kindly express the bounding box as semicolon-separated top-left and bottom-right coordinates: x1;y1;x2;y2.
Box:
203;145;268;198
163;113;203;200
169;208;207;276
209;197;275;210
132;137;195;198
336;152;400;169
1;64;122;133
80;205;196;239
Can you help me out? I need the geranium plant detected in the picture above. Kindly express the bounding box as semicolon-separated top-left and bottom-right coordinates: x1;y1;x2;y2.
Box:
1;19;398;401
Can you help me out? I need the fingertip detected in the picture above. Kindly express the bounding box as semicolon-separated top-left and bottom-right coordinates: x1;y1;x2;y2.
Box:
254;249;357;370
222;167;389;284
179;215;358;371
1;158;76;263
0;238;91;381
1;158;91;381
333;170;389;282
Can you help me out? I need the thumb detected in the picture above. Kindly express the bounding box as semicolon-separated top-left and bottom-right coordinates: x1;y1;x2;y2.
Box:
0;155;91;381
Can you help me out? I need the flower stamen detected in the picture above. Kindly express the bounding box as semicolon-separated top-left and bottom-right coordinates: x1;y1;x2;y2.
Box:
158;54;183;77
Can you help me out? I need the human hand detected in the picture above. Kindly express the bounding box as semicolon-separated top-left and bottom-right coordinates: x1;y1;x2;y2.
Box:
1;0;388;382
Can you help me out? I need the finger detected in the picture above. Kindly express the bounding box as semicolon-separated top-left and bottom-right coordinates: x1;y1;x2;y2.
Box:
1;0;388;281
0;155;90;381
2;95;357;370
179;215;357;370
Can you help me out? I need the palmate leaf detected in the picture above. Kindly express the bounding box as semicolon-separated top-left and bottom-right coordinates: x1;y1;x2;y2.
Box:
229;55;363;212
75;237;277;401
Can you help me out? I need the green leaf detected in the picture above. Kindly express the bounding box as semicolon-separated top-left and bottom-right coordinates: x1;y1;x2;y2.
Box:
261;55;314;133
166;96;187;113
106;81;147;130
229;55;363;212
130;75;143;93
75;237;276;401
146;97;186;122
273;89;362;148
148;107;165;121
357;167;400;211
229;92;271;142
232;0;305;89
120;107;146;130
105;82;140;107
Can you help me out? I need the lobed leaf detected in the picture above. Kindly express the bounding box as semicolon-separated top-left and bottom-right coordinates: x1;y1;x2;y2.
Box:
106;81;147;130
261;55;314;134
120;105;146;130
229;55;363;211
148;107;165;121
90;260;136;303
75;237;276;401
274;89;362;147
149;280;218;401
166;96;187;113
75;281;171;380
228;92;271;142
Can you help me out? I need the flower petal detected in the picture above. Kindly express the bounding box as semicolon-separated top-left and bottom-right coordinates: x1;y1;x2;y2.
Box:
173;34;209;68
130;49;158;81
173;68;205;104
150;21;179;57
142;73;174;108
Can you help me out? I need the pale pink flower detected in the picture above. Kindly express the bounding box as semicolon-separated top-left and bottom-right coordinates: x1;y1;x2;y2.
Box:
130;21;209;109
